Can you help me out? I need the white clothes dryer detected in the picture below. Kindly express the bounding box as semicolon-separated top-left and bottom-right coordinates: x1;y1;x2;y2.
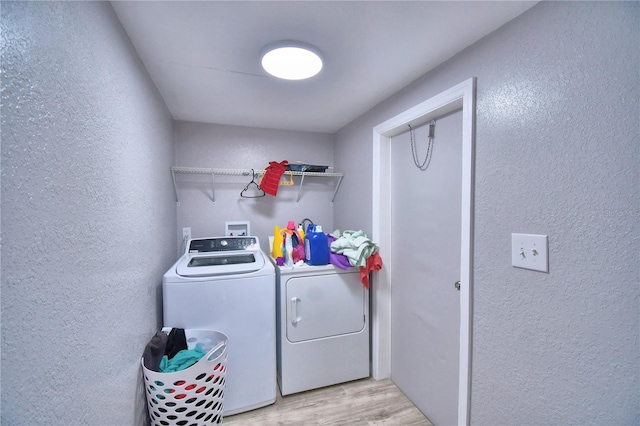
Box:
163;236;276;416
274;263;370;395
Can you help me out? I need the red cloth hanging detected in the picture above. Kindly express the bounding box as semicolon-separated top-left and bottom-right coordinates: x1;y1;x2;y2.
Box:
261;160;288;196
359;252;383;289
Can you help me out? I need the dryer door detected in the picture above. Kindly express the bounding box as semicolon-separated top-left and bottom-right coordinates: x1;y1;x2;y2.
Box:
286;271;365;343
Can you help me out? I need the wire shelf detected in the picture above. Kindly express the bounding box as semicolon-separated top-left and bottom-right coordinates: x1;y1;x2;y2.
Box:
170;167;344;205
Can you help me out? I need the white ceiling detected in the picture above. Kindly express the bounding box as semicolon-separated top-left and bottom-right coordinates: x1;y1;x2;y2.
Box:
111;1;537;134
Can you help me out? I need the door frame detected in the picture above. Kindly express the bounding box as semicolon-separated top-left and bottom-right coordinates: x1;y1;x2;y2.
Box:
371;78;475;426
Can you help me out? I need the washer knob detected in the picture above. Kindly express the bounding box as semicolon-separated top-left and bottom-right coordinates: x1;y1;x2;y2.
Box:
220;240;228;247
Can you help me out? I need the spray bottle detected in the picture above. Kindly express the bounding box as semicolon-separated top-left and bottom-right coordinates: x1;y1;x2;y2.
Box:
282;220;299;267
284;232;293;267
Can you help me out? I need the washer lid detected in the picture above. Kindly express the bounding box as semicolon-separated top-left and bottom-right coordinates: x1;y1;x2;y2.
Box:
175;250;265;277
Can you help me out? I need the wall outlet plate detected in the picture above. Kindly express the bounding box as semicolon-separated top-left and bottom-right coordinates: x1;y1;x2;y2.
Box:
511;233;549;272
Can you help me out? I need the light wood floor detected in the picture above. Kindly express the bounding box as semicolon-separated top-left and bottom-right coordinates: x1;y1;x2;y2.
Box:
223;378;433;425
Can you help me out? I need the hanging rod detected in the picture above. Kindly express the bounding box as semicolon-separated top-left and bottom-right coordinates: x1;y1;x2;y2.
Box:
170;167;344;206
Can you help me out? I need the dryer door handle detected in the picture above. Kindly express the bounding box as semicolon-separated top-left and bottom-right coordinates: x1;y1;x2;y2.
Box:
291;297;302;325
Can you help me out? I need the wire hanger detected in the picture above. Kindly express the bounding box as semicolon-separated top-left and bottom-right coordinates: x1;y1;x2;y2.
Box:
240;169;266;198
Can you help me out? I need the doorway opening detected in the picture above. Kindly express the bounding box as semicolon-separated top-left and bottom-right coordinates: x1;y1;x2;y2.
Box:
370;78;476;425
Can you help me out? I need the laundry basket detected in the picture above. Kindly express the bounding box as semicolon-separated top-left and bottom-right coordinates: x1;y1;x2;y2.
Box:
141;329;228;425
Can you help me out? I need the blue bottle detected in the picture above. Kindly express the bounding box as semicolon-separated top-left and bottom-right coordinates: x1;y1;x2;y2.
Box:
305;225;329;266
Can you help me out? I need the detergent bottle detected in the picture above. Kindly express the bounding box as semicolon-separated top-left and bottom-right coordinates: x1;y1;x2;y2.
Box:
272;225;283;259
305;224;329;266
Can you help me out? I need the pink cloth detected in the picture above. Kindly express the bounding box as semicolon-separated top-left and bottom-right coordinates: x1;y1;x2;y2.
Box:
359;252;383;289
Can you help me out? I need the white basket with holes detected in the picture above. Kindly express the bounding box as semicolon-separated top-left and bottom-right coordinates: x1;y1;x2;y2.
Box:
141;329;228;426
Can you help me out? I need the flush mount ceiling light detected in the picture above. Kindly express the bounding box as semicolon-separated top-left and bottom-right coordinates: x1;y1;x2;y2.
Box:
261;41;323;80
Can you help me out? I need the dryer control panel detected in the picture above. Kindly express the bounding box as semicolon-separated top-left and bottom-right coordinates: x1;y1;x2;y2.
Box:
188;236;259;253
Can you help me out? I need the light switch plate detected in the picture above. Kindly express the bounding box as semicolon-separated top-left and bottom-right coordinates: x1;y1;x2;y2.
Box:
511;233;549;272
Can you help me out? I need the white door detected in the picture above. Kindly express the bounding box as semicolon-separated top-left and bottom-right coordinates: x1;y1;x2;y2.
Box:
390;109;462;425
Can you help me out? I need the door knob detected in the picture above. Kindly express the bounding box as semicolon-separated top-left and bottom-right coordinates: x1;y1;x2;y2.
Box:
454;281;461;291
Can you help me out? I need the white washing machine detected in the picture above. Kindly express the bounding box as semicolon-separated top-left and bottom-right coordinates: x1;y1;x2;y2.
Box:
274;263;370;395
163;236;276;416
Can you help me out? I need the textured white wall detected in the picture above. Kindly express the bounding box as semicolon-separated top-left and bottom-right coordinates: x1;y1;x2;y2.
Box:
335;2;639;424
174;121;336;254
1;2;176;425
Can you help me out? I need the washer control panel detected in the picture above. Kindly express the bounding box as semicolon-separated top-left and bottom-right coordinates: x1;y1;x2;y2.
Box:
188;236;259;253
